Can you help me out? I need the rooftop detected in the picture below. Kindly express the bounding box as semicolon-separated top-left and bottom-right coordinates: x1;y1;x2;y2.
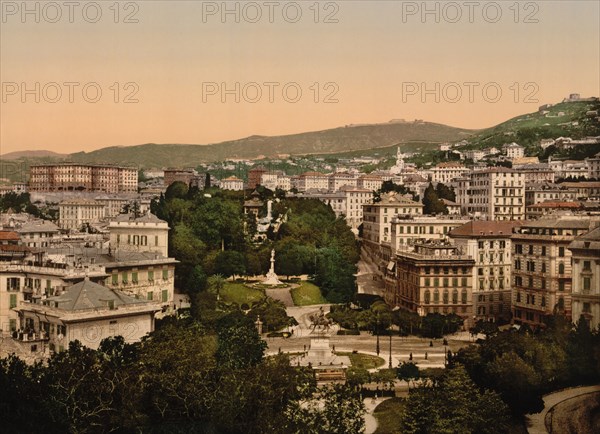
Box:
449;220;522;238
43;278;149;311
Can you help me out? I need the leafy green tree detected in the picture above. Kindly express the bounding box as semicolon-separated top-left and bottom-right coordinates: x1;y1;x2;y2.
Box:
399;365;509;434
422;183;448;215
165;181;189;200
215;312;267;370
397;362;420;389
214;250;246;278
285;384;365;434
185;265;207;294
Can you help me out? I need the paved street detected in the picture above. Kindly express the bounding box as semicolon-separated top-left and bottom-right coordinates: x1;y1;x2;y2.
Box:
266;304;470;370
356;246;385;297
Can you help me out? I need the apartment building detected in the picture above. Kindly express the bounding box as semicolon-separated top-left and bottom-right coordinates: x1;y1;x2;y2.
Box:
525;183;578;206
362;193;424;247
569;226;600;329
29;164;137;193
108;212;170;257
390;215;469;254
328;172;358;192
586;153;600;179
58;198;106;231
220;176;245;191
511;217;594;328
466;168;525;220
430;163;470;185
449;220;522;323
384;240;475;328
297;172;329;192
357;174;384;192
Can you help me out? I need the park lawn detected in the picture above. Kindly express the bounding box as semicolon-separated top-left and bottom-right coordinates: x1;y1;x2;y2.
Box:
220;282;264;305
335;352;385;370
290;281;327;306
373;397;405;434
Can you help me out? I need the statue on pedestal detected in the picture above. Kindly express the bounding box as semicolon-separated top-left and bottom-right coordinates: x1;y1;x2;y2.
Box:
263;249;283;286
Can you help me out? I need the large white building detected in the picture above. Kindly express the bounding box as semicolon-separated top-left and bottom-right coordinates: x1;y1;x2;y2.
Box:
464;168;525;220
390;215;469;254
569;226;600;329
430;163;470;185
297;172;329;192
504;143;525;160
220;176;245;191
449;220;522;322
108;212;170;257
58;198;106;231
362;193;423;247
15;278;160;353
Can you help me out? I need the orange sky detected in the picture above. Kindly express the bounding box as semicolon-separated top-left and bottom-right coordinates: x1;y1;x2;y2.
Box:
1;1;599;155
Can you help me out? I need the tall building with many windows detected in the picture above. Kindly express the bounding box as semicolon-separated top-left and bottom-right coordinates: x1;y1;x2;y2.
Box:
511;217;594;328
384;240;475;328
465;168;525;220
449;220;522;323
29;163;137;193
569;226;600;329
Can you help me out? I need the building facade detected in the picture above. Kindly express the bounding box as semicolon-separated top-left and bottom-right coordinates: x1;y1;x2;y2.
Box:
449;220;521;323
29;164;137;193
384;241;475;328
466;168;525;220
569;226;600;329
511;218;593;328
58;199;106;231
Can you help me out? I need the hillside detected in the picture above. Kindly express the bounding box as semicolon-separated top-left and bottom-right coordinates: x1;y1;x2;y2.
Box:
0;150;67;160
466;100;600;154
67;121;475;168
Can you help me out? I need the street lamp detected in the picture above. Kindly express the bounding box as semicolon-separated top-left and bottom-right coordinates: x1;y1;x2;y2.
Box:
388;330;392;369
375;312;380;356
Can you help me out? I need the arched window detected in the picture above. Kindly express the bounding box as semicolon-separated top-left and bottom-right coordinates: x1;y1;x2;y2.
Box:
452;289;458;304
461;289;467;304
558;262;565;274
433;289;440;303
558;296;565;310
443;290;449;304
424;290;431;304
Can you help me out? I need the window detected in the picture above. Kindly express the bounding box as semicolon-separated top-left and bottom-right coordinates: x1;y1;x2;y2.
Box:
583;261;592;271
424;278;430;287
424;290;431;304
558;262;565;275
112;274;118;285
541;263;546;273
541;246;546;256
583;277;591;292
559;247;565;257
541;296;546;307
517;292;521;302
9;294;17;309
541;279;546;290
108;300;115;310
6;278;20;291
515;276;523;286
558;297;565;310
443;290;449;304
162;290;169;303
515;244;523;254
452;290;458;304
478;268;484;276
583;302;591;313
559;281;565;291
433;289;440;303
148;270;154;281
443;278;448;287
528;277;533;288
147;291;153;301
461;277;467;287
461;289;467;304
479;279;484;290
132;271;138;284
162;269;169;280
528;245;533;254
122;272;128;284
433;278;439;287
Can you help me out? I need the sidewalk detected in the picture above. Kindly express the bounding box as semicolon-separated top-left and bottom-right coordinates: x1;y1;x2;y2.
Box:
526;384;600;433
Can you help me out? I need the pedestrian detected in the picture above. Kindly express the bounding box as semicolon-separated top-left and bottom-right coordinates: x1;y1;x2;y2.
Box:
409;352;413;360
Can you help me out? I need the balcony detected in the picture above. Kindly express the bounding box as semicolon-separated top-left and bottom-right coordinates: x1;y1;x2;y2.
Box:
12;330;49;342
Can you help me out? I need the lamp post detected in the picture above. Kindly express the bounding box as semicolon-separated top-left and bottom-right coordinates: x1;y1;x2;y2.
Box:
375;312;380;356
388;328;392;369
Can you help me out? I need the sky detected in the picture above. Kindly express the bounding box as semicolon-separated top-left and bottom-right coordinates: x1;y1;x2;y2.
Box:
1;0;599;154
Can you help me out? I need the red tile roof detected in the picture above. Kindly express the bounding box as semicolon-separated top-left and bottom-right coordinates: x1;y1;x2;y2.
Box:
0;231;20;241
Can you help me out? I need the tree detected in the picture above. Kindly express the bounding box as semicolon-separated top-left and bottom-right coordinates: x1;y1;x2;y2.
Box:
185;265;207;294
215;312;267;370
422;183;447;215
165;181;189;200
207;274;226;300
397;362;420;389
285;384;365;434
214;250;246;279
204;172;211;189
399;365;509;434
275;242;307;279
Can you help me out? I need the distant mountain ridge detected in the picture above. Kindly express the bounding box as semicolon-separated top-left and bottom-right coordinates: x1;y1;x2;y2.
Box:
0;150;67;160
63;121;474;168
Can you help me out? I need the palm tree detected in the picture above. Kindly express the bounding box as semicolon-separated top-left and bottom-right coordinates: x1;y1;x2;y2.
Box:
207;274;226;301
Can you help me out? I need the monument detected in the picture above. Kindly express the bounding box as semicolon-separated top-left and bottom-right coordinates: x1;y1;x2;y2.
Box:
290;307;350;383
262;249;284;286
